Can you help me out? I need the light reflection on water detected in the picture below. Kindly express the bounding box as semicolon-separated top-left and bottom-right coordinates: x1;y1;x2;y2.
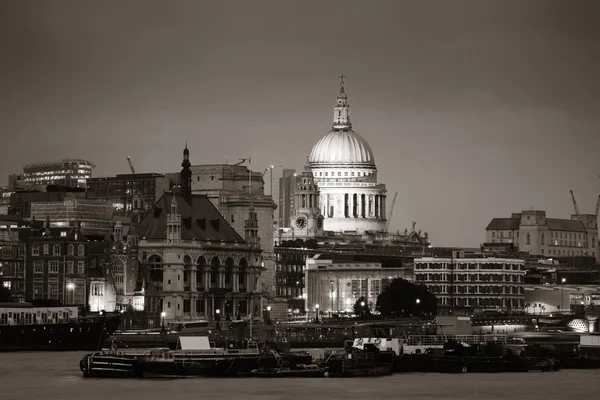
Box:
1;351;597;400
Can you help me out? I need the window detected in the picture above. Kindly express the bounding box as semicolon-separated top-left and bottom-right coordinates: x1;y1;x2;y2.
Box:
49;261;59;274
67;245;74;256
43;244;49;255
526;233;531;245
33;261;44;274
48;283;58;300
67;261;74;275
33;283;43;299
53;244;61;255
183;299;191;313
31;245;39;256
77;261;85;275
77;245;85;256
541;234;545;245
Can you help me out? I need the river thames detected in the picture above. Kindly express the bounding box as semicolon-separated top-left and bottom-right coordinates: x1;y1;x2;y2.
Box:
1;352;597;400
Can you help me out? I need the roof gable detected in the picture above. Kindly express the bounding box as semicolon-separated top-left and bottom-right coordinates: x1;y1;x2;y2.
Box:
135;192;244;243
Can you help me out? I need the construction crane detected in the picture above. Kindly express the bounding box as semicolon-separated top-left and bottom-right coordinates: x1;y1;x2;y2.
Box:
126;157;136;174
234;158;249;166
569;190;580;215
261;168;268;177
386;192;398;231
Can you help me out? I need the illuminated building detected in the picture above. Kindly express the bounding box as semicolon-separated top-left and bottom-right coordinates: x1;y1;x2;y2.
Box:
308;76;388;233
413;253;525;311
22;159;95;189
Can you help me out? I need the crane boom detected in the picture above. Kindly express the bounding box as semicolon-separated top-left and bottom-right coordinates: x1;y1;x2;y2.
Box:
569;190;580;215
595;195;600;217
386;192;398;231
126;157;136;174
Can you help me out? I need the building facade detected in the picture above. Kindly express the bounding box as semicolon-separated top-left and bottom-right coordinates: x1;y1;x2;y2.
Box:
413;255;525;311
278;168;297;229
0;240;26;301
308;77;387;233
132;147;265;326
485;210;598;261
189;163;276;295
86;173;173;216
22;159;95;189
288;161;324;239
30;197;114;237
305;254;410;314
24;218;88;307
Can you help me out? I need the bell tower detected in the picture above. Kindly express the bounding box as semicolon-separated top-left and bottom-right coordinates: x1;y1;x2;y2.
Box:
291;157;324;238
332;73;351;131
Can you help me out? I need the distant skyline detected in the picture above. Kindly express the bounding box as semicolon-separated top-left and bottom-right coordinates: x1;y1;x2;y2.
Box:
2;0;600;247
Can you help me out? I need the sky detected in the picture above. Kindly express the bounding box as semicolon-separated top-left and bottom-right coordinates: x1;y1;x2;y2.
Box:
1;0;600;247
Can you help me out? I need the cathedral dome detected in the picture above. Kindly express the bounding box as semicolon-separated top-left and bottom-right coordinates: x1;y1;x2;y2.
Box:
309;129;375;167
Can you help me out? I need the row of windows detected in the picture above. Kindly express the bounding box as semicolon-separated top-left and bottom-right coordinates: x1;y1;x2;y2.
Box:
415;263;523;271
492;230;587;241
317;170;374;178
31;244;85;257
33;260;85;274
415;274;523;283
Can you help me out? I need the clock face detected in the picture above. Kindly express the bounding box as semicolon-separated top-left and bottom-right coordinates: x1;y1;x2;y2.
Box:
295;216;307;229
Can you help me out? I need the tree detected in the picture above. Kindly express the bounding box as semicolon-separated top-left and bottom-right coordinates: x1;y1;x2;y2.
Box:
353;296;371;318
376;278;437;318
0;286;13;302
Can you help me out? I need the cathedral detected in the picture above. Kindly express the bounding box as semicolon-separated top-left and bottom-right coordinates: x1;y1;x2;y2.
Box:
289;75;388;237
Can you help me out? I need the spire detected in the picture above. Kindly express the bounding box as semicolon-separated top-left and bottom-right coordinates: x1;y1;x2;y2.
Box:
180;143;192;195
333;74;351;130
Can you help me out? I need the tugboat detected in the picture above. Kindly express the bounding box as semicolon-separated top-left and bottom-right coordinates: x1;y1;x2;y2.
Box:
0;301;122;351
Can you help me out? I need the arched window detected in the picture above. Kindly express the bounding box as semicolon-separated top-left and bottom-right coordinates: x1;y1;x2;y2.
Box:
67;244;74;256
77;244;85;256
31;245;39;256
239;257;248;289
196;256;206;287
224;257;234;287
210;256;220;287
147;254;163;283
183;255;192;283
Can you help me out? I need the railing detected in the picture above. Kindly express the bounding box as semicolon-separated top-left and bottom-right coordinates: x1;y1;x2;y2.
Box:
403;334;508;346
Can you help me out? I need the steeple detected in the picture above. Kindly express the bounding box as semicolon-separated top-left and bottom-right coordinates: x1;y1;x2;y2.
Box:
332;73;351;130
180;142;192;195
167;194;181;243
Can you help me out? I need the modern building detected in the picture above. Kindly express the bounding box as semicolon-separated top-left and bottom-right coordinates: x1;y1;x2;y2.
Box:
413;253;525;311
308;77;388;233
29;197;114;237
8;186;86;219
132;147;265;326
86;173;173;216
305;253;411;315
278;168;298;229
22;159;95;189
485;210;598;262
188;162;277;295
0;240;26;302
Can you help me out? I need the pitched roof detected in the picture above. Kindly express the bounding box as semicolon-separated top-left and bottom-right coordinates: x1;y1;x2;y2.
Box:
485;218;520;231
546;218;586;232
135;192;244;242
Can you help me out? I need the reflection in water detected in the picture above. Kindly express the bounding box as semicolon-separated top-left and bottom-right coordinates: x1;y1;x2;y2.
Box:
1;352;596;400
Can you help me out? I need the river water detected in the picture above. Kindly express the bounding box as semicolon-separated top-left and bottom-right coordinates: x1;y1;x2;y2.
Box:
1;352;597;400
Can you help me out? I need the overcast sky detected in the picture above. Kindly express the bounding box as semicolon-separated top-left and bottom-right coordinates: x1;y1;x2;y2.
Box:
1;0;600;247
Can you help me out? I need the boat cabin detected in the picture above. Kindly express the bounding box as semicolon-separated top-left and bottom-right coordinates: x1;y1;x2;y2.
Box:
169;320;210;335
0;303;79;326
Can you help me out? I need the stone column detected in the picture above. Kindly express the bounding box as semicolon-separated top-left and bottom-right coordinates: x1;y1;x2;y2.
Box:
190;266;197;292
218;267;226;288
232;267;239;292
203;267;211;291
246;272;252;292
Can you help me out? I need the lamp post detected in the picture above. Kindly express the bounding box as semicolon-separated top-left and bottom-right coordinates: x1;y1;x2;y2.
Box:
315;304;320;323
160;311;166;329
561;278;566;311
360;301;365;320
415;298;421;317
66;282;75;305
266;305;272;325
330;280;334;320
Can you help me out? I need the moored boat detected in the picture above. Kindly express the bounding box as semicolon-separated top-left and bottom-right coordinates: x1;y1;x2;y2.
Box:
0;301;121;352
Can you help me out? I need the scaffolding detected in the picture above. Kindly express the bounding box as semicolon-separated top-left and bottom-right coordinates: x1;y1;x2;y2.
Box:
30;197;114;236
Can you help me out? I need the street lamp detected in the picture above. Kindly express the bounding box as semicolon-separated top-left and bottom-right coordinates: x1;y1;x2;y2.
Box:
360;301;366;320
160;311;166;328
330;280;334;320
560;278;566;311
266;305;272;325
66;282;75;305
315;304;320;323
